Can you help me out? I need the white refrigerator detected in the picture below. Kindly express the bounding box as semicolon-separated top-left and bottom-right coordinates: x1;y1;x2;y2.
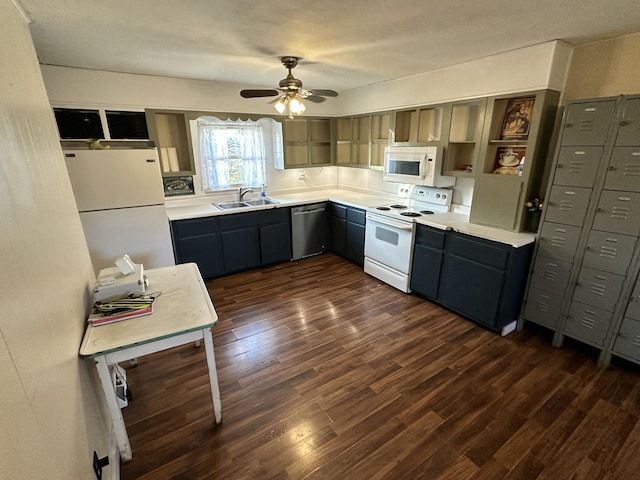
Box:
64;148;175;273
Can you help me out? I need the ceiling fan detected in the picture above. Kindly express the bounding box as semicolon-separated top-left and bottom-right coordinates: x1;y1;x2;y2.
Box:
240;56;338;118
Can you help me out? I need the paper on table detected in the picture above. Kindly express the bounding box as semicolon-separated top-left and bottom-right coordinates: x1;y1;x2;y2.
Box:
160;147;170;172
167;147;180;172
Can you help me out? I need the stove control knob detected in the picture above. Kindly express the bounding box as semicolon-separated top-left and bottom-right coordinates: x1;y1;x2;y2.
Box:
442;194;447;200
436;193;441;198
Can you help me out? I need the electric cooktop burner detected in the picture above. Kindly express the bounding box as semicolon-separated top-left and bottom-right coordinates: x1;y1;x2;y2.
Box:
376;206;391;211
390;204;408;209
420;210;435;215
400;211;421;217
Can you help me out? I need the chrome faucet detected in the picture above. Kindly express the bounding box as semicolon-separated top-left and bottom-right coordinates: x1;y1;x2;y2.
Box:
238;186;254;201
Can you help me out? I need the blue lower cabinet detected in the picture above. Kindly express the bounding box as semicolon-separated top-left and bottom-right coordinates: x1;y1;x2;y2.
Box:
329;203;365;266
171;207;291;278
411;243;444;301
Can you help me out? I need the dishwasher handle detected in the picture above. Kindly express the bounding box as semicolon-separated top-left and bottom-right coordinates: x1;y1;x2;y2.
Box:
293;208;325;216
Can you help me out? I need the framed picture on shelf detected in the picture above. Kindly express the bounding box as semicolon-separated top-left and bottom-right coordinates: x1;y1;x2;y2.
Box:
493;146;526;175
500;97;535;139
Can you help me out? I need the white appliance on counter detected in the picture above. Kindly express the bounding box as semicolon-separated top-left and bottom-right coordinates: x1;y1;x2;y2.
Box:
364;186;452;293
383;146;455;187
64;148;175;273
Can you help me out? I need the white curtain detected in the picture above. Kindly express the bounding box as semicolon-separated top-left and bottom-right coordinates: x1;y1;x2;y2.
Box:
198;117;268;190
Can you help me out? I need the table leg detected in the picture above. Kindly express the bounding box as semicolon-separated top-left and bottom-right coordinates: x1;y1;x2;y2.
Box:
202;328;222;423
95;356;132;461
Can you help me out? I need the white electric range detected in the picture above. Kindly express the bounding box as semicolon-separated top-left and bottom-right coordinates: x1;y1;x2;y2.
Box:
364;186;453;293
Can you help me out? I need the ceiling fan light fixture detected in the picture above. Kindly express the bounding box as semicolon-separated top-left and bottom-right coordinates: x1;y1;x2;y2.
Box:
274;96;288;114
289;97;305;114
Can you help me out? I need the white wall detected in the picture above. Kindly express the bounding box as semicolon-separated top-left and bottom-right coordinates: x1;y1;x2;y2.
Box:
0;1;111;478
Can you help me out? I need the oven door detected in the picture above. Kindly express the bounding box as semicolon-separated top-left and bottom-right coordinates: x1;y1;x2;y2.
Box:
364;212;415;274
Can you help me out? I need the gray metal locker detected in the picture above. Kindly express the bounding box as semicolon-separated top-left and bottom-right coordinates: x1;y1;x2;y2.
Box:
523;288;565;328
615;98;640;146
538;222;582;263
561;101;616;146
554;146;603;187
582;230;638;275
612;317;640;361
604;147;640;192
573;266;625;312
625;280;640;321
593;190;640;236
544;186;592;226
530;256;573;292
565;301;613;346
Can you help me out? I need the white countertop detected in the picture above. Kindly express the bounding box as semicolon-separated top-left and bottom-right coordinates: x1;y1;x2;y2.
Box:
165;189;535;248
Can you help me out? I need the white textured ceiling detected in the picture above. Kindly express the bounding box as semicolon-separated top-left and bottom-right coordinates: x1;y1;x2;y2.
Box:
18;0;640;94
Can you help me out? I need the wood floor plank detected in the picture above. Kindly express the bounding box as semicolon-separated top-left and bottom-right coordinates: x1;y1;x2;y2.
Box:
119;253;640;480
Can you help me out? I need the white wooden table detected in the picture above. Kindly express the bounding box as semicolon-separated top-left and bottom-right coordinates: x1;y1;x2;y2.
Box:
79;262;222;461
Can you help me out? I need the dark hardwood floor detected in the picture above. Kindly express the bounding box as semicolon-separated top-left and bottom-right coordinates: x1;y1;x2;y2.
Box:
121;253;640;479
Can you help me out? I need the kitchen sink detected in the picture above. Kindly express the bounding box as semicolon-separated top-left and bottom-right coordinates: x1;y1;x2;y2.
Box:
214;198;279;210
244;198;279;206
214;201;250;210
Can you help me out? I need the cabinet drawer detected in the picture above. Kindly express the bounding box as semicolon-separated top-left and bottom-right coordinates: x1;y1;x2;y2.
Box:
565;301;613;347
447;234;509;270
573;266;625;312
613;317;640;361
329;203;347;219
530;256;572;292
604;147;640;192
583;230;637;276
523;287;565;328
625;280;640;321
171;217;219;238
593;190;640;236
415;225;446;249
537;222;582;263
219;208;287;230
544;185;592;227
347;207;366;225
554;146;603;188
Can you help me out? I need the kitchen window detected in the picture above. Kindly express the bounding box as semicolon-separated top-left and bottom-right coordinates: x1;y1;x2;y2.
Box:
196;117;282;191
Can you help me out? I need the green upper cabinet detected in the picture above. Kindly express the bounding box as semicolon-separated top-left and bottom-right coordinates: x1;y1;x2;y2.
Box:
392;104;450;145
469;89;561;232
145;109;195;176
442;98;487;177
282;117;334;168
336;112;391;168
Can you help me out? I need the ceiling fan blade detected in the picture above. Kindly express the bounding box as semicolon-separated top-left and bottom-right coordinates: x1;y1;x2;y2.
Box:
309;89;338;97
240;89;279;98
305;95;326;104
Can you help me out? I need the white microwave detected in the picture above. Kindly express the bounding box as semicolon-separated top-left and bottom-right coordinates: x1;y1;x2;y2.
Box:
383;146;455;187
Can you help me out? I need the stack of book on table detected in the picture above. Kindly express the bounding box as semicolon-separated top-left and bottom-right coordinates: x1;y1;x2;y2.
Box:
88;296;155;326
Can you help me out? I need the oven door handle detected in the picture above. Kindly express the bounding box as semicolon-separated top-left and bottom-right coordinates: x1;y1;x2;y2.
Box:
366;212;414;231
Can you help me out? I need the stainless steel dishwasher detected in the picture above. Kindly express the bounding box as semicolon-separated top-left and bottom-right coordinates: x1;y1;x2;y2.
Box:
291;202;328;260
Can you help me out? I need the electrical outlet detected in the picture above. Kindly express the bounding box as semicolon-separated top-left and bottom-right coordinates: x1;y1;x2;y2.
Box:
93;451;109;480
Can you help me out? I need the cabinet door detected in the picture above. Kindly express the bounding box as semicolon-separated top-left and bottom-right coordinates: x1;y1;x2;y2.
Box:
330;216;347;257
260;222;292;265
616;98;640;146
469;177;523;230
613;317;640;361
561;101;615;146
583;230;637;275
530;256;573;292
523;287;565;328
573;266;625;312
604;147;640;192
174;233;224;279
346;221;365;266
537;222;582;262
593;190;640;236
565;301;613;346
544;185;592;227
554;146;603;188
440;255;505;329
625;281;640;321
221;227;261;273
411;244;443;300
